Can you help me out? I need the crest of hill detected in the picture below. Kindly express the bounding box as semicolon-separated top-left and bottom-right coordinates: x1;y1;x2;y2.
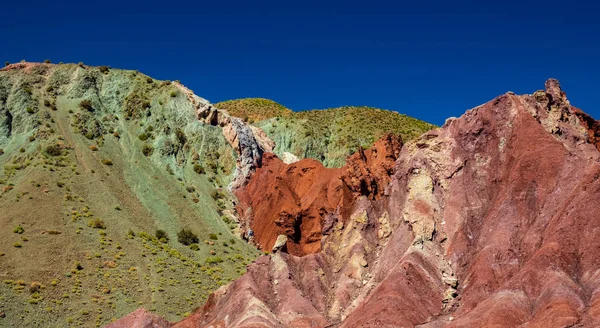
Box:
218;99;436;167
215;98;292;122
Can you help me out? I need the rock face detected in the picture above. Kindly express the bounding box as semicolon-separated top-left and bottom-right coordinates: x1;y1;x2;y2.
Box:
111;79;600;327
177;83;275;189
233;134;402;256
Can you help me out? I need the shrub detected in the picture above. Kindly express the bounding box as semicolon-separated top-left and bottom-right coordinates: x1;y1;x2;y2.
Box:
78;62;84;67
88;218;106;229
89;145;98;151
155;230;168;243
4;61;8;66
209;233;218;240
113;131;120;138
185;185;195;193
193;164;205;174
146;77;153;84
170;91;177;97
138;133;149;141
26;107;34;114
28;135;35;142
44;59;51;64
13;226;24;234
13;242;22;248
0;149;3;155
19;147;25;152
79;100;93;111
175;129;186;144
177;228;199;245
44;99;51;107
45;144;61;156
189;244;199;251
98;66;110;74
29;281;42;293
141;144;153;156
205;256;223;264
101;159;113;166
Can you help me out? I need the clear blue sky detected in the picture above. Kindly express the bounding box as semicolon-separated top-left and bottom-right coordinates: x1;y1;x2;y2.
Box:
1;0;598;125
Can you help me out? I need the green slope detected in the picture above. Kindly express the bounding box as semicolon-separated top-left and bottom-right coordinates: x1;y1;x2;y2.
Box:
217;97;436;167
0;63;259;327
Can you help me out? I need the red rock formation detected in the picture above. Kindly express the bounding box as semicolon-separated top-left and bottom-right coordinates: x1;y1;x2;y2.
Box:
234;134;402;256
111;79;600;328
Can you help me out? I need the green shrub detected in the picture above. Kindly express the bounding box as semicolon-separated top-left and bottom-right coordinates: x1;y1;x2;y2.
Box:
209;233;218;240
142;144;153;156
189;244;199;251
193;164;205;174
155;230;168;243
170;91;177;97
185;186;195;193
45;144;62;156
146;77;153;84
138;133;149;141
78;62;84;67
101;159;113;166
205;257;223;264
88;218;106;229
13;242;22;248
175;129;186;144
13;226;24;234
26;107;34;114
4;62;8;67
177;228;199;245
44;59;51;63
19;147;25;153
79;100;93;111
98;66;110;74
44;99;51;107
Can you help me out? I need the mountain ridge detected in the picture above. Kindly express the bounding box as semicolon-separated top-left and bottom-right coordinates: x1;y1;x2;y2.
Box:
110;79;600;328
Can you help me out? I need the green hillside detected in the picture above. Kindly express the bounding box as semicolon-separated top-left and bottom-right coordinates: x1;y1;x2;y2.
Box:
217;98;436;167
215;98;292;123
0;63;259;327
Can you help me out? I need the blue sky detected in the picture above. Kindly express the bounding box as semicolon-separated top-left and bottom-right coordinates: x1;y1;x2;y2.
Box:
1;0;598;125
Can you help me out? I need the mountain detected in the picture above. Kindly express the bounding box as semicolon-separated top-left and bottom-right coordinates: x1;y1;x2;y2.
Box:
0;62;432;327
111;79;600;327
0;62;262;327
217;98;436;167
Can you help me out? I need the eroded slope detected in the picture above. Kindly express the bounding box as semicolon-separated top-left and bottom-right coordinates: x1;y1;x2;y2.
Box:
112;79;600;328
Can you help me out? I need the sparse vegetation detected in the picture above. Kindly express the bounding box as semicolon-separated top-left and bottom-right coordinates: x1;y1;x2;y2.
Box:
13;225;24;234
44;59;51;63
88;218;106;229
193;164;205;174
155;230;169;243
142;144;153;156
45;144;62;156
177;228;199;245
79;99;93;111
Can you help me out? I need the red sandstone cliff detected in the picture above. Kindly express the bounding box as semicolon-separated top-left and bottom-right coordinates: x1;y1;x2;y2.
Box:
109;79;600;328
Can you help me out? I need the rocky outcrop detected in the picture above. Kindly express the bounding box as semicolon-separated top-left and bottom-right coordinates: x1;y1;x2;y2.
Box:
233;134;402;256
176;84;274;189
111;79;600;327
